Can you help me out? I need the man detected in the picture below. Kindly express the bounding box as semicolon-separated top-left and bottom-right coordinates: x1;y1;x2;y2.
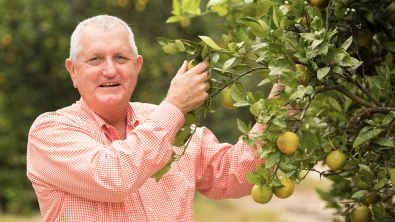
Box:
27;15;283;221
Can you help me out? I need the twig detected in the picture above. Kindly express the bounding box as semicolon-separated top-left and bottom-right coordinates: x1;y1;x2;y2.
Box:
350;107;395;124
387;120;395;138
326;0;332;33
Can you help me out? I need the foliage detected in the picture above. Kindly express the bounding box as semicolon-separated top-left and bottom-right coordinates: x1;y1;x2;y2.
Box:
162;0;395;220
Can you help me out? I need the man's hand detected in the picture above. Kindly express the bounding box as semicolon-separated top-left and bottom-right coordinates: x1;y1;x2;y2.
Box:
165;61;211;114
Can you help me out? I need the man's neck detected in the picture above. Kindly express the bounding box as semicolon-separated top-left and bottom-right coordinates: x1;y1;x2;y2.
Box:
93;104;128;140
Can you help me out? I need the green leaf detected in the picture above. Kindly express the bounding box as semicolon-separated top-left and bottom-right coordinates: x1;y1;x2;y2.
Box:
272;118;286;128
172;0;181;16
373;76;390;90
265;151;281;169
222;57;237;73
289;85;306;100
237;118;248;134
300;33;317;41
371;137;394;147
163;43;181;54
365;12;375;24
388;42;395;52
383;111;395;125
310;16;323;32
305;86;314;95
233;100;252;107
209;52;220;72
271;179;284;187
351;190;366;199
151;156;174;182
269;42;287;54
199;36;222;50
254;91;265;102
265;98;287;107
358;164;371;172
166;16;182;23
341;36;353;50
389;168;395;191
353;129;384;148
258;78;272;86
237;18;266;37
301;130;320;154
327;97;342;113
183;113;196;126
373;177;388;190
268;58;293;75
231;82;246;102
317;67;330;80
250;103;260;117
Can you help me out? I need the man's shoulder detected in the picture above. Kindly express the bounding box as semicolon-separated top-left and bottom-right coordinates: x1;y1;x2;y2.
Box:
31;102;88;131
129;102;159;119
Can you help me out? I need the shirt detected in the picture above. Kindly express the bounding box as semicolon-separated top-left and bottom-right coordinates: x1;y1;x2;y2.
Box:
27;98;264;222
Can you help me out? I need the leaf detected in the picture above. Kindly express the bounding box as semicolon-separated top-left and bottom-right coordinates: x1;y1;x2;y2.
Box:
209;52;220;72
268;58;293;75
265;98;287;107
317;67;330;80
272;118;286;128
289;85;306;100
166;16;182;23
237;118;248;134
301;130;320;155
388;42;395;52
351;190;366;199
271;179;284;187
237;18;266;37
341;36;353;50
373;177;388;190
258;78;272;86
358;164;371;172
233;100;252;107
231;82;246;102
269;42;287;54
342;131;347;147
163;43;181;54
300;33;317;41
389;168;395;191
151;156;174;182
383;111;395;125
373;76;390;90
222;57;237;73
265;151;281;169
371;137;394;147
365;12;375;24
327;97;342;113
183;113;196;126
199;36;222;50
353;129;384;148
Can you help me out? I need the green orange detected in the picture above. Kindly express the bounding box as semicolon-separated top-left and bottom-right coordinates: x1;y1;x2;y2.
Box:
251;185;273;204
350;205;372;222
273;176;294;199
220;87;237;109
326;150;347;171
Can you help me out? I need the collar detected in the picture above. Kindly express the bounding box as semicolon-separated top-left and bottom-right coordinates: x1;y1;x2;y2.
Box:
77;98;140;132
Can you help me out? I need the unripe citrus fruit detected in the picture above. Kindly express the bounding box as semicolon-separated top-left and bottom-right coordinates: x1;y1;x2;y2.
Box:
302;16;309;25
366;192;380;205
385;2;395;23
187;60;195;71
326;150;347;171
276;131;299;154
350;205;372;222
282;4;293;11
220;87;237;109
273;176;294;199
295;64;311;85
251;185;273;204
355;29;373;48
311;0;330;10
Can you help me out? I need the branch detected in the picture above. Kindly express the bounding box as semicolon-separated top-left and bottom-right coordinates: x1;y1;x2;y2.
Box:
326;0;332;33
387;120;395;138
343;71;382;107
350;107;395;124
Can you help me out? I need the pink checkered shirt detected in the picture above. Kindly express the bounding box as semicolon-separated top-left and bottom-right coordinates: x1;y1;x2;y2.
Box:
27;99;264;221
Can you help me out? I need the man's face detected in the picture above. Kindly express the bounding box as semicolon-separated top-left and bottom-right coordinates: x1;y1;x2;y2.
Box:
66;25;143;112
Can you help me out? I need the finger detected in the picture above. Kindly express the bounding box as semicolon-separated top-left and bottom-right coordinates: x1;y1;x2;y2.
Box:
193;62;210;74
176;60;188;76
203;82;211;91
200;71;211;81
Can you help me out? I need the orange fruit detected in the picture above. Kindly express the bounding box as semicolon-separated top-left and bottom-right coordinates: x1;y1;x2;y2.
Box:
295;64;311;85
355;29;373;47
311;0;330;10
273;176;294;199
350;205;372;222
276;131;299;154
220;87;237;109
251;185;273;204
326;150;347;171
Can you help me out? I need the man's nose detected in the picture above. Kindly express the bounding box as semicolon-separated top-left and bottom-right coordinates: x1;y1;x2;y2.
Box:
102;58;117;77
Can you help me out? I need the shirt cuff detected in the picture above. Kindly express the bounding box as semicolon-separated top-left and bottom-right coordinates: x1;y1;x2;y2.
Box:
150;101;185;137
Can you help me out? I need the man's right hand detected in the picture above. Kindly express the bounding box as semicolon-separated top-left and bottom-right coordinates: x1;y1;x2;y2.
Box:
164;61;211;114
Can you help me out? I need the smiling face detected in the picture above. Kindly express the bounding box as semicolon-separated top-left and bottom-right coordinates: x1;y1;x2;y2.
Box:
66;25;143;115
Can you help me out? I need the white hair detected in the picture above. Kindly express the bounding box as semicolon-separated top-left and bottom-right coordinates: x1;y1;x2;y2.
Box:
69;15;139;64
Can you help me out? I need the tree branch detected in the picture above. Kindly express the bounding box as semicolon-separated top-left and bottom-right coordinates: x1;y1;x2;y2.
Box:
350;107;395;124
326;0;332;33
387;120;395;138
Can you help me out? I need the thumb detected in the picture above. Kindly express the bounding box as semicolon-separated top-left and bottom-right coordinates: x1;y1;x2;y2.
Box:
176;60;188;76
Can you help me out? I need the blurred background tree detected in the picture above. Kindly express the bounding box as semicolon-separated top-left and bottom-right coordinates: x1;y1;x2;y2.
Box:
0;0;271;215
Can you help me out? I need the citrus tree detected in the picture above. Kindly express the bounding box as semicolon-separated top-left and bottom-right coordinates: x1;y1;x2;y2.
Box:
157;0;395;221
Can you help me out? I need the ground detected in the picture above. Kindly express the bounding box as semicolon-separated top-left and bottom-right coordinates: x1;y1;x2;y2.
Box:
1;168;341;222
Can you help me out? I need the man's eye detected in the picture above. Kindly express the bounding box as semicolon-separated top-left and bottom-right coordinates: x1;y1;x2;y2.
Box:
117;56;126;60
90;57;98;61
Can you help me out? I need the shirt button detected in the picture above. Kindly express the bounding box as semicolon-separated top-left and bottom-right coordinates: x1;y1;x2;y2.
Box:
148;207;152;212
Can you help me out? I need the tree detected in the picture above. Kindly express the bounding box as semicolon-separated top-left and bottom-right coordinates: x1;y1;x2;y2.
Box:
160;0;395;220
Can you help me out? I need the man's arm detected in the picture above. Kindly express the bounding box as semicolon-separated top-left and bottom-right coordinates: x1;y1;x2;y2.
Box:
27;101;184;203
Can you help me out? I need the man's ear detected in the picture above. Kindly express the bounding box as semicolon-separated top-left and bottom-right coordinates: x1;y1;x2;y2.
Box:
136;55;143;74
65;59;78;88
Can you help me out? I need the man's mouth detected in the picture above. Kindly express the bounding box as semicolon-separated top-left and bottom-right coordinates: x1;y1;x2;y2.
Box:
100;83;120;87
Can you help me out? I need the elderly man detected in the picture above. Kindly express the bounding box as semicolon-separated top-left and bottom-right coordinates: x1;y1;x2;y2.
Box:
27;15;282;221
